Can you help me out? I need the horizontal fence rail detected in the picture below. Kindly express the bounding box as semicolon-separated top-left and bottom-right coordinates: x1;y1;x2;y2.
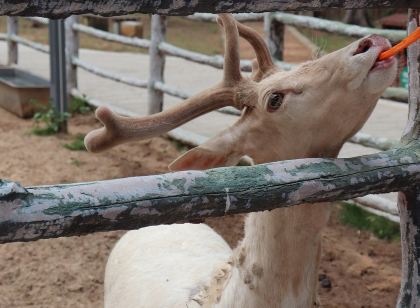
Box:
25;16;49;25
348;132;398;151
0;142;419;243
1;1;419;18
348;198;400;223
188;13;264;22
73;57;148;88
273;12;406;42
73;23;151;49
9;34;49;53
354;194;399;215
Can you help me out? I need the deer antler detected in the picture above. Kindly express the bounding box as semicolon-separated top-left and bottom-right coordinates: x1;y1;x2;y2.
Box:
235;21;278;81
85;14;247;153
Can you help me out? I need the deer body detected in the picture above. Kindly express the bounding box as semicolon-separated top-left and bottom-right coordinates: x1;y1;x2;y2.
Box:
85;14;397;308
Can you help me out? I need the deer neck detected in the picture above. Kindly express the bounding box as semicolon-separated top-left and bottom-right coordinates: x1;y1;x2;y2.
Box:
217;138;339;308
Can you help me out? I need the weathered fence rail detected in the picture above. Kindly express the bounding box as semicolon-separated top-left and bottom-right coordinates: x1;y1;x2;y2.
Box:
1;142;419;243
9;34;49;53
273;12;406;42
72;23;151;49
73;57;148;88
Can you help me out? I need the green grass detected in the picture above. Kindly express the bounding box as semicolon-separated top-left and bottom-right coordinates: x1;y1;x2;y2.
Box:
70;158;85;167
340;202;400;241
69;96;92;114
32;102;70;136
63;134;87;151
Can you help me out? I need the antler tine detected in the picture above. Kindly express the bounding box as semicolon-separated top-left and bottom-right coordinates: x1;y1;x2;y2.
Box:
84;86;235;153
235;21;275;79
217;14;242;85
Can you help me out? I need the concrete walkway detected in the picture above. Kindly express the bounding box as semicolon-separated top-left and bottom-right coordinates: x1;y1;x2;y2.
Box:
0;40;408;203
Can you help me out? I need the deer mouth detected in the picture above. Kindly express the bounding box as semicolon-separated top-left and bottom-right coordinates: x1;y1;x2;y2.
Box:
370;55;396;72
353;35;396;73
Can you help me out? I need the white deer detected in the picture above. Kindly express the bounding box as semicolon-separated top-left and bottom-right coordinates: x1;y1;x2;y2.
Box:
85;14;397;308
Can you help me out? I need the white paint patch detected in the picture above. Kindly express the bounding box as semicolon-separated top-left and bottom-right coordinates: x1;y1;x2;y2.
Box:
225;188;231;213
130;203;160;216
264;158;328;183
288;181;336;203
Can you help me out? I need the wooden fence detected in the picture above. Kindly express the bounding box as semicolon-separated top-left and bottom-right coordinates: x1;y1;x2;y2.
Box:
0;0;419;304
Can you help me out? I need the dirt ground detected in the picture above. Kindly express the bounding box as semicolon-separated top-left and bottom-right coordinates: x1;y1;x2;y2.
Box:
0;108;401;307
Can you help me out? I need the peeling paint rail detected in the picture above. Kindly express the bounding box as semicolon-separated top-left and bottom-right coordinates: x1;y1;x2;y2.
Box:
0;143;419;243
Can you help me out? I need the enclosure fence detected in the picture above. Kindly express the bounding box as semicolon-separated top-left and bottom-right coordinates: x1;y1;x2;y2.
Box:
0;1;419;305
0;12;407;221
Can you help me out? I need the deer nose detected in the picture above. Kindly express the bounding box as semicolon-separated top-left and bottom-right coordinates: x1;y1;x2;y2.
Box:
354;38;373;55
353;35;391;56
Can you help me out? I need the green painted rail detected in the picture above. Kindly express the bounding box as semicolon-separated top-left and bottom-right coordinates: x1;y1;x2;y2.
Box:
0;142;419;243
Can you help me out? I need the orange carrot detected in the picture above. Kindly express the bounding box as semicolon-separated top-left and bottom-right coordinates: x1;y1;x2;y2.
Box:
378;27;420;61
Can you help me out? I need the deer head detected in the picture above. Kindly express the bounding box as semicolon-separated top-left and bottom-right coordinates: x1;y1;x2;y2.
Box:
84;14;397;169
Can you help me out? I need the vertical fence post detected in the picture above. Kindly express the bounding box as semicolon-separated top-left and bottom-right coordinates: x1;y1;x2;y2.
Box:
147;15;166;115
49;19;68;132
397;9;420;307
264;13;284;61
65;16;79;102
7;17;18;65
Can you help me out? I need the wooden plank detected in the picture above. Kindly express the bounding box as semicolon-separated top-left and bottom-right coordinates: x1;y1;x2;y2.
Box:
7;17;18;65
0;143;420;243
65;16;79;98
148;15;166;114
397;9;420;307
0;1;419;18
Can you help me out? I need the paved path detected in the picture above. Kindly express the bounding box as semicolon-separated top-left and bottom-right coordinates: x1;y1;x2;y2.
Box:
0;32;408;203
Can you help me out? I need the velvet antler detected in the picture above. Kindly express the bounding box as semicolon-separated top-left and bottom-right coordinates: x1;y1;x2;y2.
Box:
84;14;248;153
235;20;278;81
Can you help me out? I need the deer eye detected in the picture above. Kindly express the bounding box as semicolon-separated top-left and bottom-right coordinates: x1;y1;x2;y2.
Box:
267;93;284;112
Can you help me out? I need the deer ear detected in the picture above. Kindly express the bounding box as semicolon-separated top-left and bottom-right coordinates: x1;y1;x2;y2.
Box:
168;147;230;171
169;131;245;171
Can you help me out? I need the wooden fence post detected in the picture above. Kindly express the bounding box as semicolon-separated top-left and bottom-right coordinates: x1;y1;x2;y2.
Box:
7;17;18;65
147;15;166;114
264;13;284;61
65;15;79;101
397;9;420;307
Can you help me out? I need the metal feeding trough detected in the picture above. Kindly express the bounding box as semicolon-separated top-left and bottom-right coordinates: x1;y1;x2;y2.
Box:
0;67;50;118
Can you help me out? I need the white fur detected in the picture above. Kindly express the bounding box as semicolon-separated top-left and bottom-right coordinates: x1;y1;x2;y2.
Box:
105;224;232;308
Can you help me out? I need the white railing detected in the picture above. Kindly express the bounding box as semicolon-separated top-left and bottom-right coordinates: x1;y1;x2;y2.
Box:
0;13;405;220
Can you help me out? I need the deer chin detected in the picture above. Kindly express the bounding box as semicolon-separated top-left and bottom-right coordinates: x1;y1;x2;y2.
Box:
365;55;397;94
